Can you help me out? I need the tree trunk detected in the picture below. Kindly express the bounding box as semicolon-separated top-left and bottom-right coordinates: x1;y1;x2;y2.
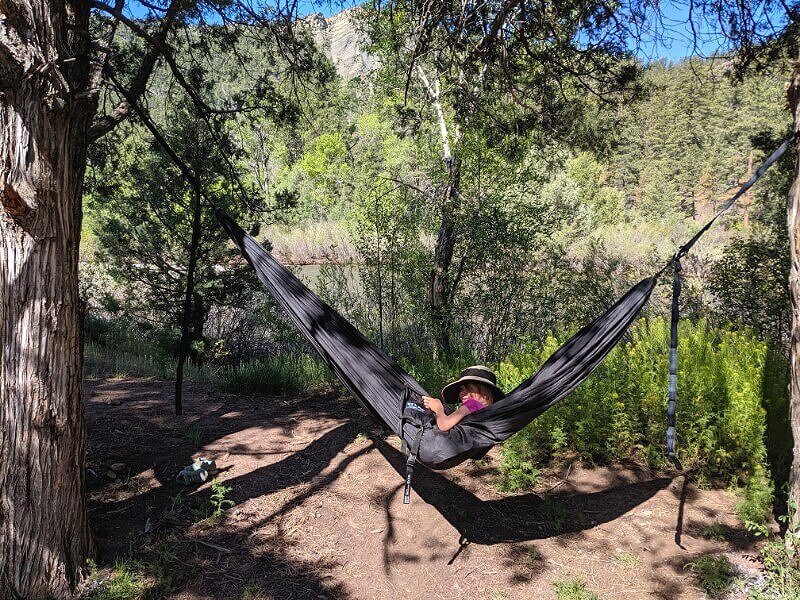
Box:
0;2;95;595
417;67;461;357
744;149;754;229
786;64;800;549
175;190;203;415
430;155;461;357
189;291;205;367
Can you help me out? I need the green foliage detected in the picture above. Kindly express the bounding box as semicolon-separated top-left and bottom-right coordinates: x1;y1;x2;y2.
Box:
497;318;780;491
194;479;236;524
701;523;731;541
399;342;476;397
82;560;149;600
209;479;235;517
496;453;540;492
213;355;333;395
748;540;800;599
709;230;790;344
83;314;331;396
182;424;204;449
611;59;789;222
736;467;774;536
552;577;600;600
567;152;624;226
685;555;739;597
542;499;568;533
83;315;187;379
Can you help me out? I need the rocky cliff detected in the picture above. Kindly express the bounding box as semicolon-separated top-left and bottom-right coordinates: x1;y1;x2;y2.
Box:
304;8;375;79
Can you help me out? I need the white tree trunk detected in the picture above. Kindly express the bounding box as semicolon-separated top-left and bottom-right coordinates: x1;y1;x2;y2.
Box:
786;65;800;549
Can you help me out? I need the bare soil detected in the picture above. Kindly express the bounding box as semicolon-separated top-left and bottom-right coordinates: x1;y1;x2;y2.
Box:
84;377;769;599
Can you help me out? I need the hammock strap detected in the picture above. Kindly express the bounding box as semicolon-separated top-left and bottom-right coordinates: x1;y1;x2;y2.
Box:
673;134;794;262
403;427;424;504
667;260;683;470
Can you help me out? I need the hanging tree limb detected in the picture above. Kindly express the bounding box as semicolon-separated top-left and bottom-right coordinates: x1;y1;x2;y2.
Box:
88;0;184;140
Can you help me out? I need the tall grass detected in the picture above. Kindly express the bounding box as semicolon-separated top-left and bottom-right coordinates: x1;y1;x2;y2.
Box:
264;220;357;264
212;356;333;395
83;315;183;379
496;318;784;498
83;314;331;395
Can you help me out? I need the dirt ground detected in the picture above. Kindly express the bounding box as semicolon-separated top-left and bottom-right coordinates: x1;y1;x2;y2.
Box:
84;377;769;599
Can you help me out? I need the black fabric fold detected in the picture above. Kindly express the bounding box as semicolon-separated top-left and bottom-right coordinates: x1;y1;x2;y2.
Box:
214;208;655;469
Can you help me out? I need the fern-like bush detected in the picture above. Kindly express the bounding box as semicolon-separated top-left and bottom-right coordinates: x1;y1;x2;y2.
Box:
496;318;782;496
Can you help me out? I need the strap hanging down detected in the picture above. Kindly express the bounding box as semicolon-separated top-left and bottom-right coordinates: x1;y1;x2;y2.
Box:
666;260;683;470
403;427;424;504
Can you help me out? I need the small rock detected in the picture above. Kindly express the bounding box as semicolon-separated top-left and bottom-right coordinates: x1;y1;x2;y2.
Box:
110;463;126;473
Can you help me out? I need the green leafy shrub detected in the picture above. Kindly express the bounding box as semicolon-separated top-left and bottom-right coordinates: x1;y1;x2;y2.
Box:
749;540;800;599
685;555;739;597
700;523;730;541
496;452;540;492
497;318;780;492
553;577;599;600
209;479;235;517
736;467;773;536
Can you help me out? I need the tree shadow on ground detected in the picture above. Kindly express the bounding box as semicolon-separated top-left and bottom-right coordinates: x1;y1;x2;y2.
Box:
86;378;693;599
761;347;793;530
84;377;366;598
373;439;672;544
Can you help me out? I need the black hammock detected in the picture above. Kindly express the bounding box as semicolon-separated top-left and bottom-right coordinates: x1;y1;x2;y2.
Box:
212;133;792;501
215;208;655;469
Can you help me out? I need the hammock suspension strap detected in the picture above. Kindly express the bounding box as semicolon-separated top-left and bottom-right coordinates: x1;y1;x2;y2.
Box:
667;259;683;470
403;427;424;504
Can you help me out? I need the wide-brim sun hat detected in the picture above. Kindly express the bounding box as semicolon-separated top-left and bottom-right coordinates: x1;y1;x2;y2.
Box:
441;365;505;405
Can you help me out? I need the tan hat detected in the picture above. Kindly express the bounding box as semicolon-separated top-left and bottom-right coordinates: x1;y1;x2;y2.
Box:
441;365;505;405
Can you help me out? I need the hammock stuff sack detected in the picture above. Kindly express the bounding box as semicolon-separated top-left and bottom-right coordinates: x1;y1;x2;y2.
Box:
214;208;656;470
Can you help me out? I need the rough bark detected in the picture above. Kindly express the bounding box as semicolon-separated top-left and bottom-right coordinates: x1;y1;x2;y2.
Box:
0;1;95;596
787;63;800;548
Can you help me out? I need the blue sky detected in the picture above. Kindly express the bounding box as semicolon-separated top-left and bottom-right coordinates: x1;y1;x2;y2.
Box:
118;0;783;63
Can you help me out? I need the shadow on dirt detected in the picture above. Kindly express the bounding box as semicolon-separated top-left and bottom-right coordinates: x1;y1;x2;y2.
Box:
374;438;672;545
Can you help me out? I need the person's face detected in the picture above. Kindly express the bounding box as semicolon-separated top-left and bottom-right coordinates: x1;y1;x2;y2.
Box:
458;382;493;405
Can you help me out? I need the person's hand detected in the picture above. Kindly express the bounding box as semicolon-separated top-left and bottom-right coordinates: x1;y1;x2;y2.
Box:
422;395;444;415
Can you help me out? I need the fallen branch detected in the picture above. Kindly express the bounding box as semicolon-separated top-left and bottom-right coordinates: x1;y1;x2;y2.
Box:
195;539;232;554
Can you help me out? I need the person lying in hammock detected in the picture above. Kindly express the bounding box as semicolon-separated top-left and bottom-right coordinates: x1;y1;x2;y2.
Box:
422;365;505;431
